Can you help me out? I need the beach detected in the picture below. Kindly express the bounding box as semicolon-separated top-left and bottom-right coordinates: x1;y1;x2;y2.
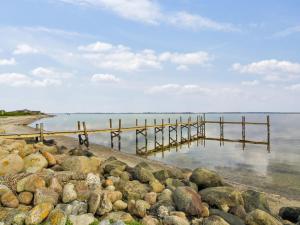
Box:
1;114;300;216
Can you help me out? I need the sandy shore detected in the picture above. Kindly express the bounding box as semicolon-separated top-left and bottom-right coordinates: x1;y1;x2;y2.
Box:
1;114;300;214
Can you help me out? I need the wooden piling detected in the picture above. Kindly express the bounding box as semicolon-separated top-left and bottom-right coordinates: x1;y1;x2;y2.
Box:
82;121;89;147
267;115;270;152
39;123;44;143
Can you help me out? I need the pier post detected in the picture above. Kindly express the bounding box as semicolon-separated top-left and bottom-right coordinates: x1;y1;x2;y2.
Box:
180;117;183;142
82;121;89;147
175;119;178;143
77;121;83;146
35;124;39;142
145;119;148;152
220;116;224;146
118;119;121;151
39;123;44;143
154;119;157;149
109;119;114;149
267;115;270;152
135;119;138;152
242;116;246;150
168;118;171;146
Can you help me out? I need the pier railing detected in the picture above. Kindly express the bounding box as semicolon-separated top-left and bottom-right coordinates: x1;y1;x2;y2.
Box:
0;115;271;154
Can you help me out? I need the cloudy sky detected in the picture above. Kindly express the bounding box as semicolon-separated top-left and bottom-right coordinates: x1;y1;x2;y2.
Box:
1;0;300;112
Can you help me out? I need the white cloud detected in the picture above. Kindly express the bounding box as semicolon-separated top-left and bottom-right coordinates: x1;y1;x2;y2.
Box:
91;74;120;83
146;84;213;95
58;1;237;32
232;59;300;81
78;41;212;71
13;44;39;55
0;57;16;66
159;51;212;66
241;80;260;86
0;73;61;87
31;67;73;79
78;42;113;52
285;83;300;91
176;65;189;71
273;25;300;38
168;12;238;32
59;0;161;24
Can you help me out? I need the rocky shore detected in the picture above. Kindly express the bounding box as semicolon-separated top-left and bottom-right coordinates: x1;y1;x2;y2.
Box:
0;138;300;225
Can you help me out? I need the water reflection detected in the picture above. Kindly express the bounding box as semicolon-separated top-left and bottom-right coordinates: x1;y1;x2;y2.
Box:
33;113;300;199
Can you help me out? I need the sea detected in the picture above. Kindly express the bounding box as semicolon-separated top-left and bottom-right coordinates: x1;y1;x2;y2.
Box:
31;113;300;199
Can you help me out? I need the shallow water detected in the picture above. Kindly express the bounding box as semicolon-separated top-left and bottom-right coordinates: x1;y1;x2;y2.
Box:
32;113;300;199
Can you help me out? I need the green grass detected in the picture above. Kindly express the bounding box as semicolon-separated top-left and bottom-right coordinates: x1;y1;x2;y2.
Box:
66;218;73;225
0;111;40;117
125;221;143;225
89;219;99;225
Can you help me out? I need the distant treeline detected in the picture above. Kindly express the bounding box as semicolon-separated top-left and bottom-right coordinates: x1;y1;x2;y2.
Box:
0;109;43;117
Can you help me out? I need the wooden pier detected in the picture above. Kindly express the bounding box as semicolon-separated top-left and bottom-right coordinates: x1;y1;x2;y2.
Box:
0;115;271;155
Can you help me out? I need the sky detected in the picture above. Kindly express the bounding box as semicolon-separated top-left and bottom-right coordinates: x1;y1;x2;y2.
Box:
0;0;300;113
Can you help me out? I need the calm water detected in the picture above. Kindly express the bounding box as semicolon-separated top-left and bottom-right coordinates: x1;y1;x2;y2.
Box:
31;113;300;199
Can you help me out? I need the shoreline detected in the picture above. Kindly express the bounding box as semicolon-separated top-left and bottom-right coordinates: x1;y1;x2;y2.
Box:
1;114;300;214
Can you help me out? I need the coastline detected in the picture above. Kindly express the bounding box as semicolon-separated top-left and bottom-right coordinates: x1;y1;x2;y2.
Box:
1;115;300;214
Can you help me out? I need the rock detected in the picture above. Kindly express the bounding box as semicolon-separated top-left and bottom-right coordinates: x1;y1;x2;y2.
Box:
18;192;33;205
144;192;157;205
121;180;150;200
106;190;123;203
0;184;10;196
62;156;101;174
49;177;63;193
0;154;24;175
150;179;165;193
106;185;115;191
104;179;114;187
1;191;19;208
47;208;67;225
134;164;155;183
13;212;27;225
173;186;204;216
186;181;198;192
158;205;169;218
86;173;101;188
190;168;223;189
37;144;58;154
128;199;150;218
245;209;283;225
56;200;88;216
200;186;244;212
103;211;134;222
279;207;300;223
209;209;245;225
75;181;90;201
42;151;56;166
34;187;59;205
25;202;54;225
23;153;48;173
88;192;101;215
62;183;77;203
23;175;46;192
202;215;230;225
163;215;190;225
242;190;270;213
153;169;171;183
165;178;185;191
18;144;37;158
69;213;95;225
104;159;127;173
113;200;128;211
97;192;113;215
142;215;159;225
170;211;187;219
229;205;247;220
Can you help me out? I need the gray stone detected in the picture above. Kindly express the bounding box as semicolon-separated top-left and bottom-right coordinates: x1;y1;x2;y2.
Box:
190;168;223;189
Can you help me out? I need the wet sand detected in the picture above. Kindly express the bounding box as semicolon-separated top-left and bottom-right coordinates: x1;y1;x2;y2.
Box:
1;115;300;214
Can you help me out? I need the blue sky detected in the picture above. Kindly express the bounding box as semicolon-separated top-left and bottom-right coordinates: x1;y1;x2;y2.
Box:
1;0;300;112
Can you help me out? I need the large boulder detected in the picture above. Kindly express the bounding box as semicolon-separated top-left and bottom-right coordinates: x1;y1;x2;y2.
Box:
200;186;244;212
0;154;24;175
134;165;155;183
209;209;245;225
62;183;77;203
279;207;300;223
23;153;48;173
242;190;270;213
163;215;190;225
245;209;283;225
173;186;204;216
202;215;230;225
128;199;150;218
103;158;127;174
190;168;223;189
34;187;59;205
25;202;54;225
119;180;150;200
69;213;95;225
23;175;46;193
61;156;100;174
102;211;134;222
55;200;88;216
1;191;19;208
47;208;67;225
